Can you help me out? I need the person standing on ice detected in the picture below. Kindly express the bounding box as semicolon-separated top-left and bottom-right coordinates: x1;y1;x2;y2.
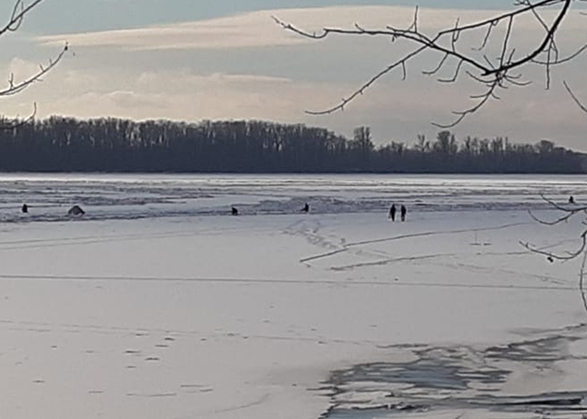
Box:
400;205;407;222
389;204;396;221
301;202;309;213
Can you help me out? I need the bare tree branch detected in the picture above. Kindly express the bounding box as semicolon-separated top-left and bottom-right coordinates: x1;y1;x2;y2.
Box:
275;0;579;125
528;193;587;224
524;196;587;313
580;252;587;314
523;194;587;315
521;234;587;261
0;0;45;37
523;194;587;260
0;43;68;98
0;1;68;128
563;80;587;113
0;102;36;130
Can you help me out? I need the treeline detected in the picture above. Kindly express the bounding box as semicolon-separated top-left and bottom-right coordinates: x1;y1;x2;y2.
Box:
0;117;584;173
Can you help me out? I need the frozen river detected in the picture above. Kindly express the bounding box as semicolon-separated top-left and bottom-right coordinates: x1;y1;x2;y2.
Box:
0;173;586;222
0;173;585;419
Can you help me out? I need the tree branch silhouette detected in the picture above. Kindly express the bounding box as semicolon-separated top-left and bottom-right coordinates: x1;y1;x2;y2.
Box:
521;194;587;314
1;0;68;128
274;0;583;127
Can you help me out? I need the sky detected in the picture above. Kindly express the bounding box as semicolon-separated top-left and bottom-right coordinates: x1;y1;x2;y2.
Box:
1;0;587;150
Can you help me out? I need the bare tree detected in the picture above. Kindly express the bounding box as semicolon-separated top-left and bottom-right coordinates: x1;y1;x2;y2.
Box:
274;0;585;127
1;0;68;126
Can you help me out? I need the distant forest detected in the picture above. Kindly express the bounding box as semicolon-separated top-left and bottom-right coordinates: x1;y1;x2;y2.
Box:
0;116;584;173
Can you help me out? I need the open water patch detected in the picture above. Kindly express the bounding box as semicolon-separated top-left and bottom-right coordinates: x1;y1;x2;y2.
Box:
319;327;587;419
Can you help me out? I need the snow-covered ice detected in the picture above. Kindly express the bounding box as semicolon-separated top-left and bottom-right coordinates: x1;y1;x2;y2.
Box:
0;174;586;419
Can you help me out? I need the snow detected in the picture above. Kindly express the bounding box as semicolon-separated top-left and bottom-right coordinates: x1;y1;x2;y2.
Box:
0;174;585;419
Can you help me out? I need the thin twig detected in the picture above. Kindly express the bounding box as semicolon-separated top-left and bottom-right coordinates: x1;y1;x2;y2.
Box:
0;0;45;38
523;194;587;262
0;44;68;97
563;80;587;113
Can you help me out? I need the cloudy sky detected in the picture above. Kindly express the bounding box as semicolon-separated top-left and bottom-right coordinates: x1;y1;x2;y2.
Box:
2;0;587;150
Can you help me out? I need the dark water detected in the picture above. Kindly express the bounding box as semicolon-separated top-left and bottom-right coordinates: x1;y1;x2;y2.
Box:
319;324;587;419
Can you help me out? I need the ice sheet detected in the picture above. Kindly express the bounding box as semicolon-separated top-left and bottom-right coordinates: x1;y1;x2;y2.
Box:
0;174;585;419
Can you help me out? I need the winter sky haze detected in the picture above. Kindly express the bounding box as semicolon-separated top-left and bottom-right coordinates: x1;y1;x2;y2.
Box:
2;0;587;150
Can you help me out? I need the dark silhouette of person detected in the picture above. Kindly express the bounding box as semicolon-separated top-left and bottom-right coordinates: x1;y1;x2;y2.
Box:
301;203;309;213
389;204;396;222
569;195;576;204
21;203;28;213
231;206;239;216
400;205;407;222
68;205;85;216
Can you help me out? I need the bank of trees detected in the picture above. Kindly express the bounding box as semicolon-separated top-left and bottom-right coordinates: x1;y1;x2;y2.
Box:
0;117;582;173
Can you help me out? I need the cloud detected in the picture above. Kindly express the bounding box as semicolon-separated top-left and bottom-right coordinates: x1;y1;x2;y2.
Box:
4;5;587;151
3;62;586;151
37;5;586;51
136;72;291;90
105;90;170;109
38;10;306;50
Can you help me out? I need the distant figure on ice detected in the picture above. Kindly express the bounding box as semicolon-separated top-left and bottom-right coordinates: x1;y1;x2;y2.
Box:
67;205;85;216
21;203;28;213
301;203;309;213
231;206;239;216
569;195;576;204
400;205;407;222
388;204;396;222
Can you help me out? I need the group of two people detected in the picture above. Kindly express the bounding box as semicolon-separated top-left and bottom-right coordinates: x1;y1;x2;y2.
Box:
389;204;407;222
